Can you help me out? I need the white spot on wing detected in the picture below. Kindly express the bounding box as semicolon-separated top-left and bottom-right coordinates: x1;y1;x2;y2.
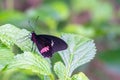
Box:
51;40;54;46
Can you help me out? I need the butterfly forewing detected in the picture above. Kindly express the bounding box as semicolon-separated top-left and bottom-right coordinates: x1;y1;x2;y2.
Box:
38;35;68;52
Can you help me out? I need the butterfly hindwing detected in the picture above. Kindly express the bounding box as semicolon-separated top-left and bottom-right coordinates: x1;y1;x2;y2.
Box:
35;35;53;57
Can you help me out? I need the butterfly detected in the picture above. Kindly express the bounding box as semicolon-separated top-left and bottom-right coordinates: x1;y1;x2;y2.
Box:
31;32;68;57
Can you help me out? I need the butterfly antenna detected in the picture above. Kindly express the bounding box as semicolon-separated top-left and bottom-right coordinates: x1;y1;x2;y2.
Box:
28;16;39;32
34;16;39;26
28;20;34;31
35;16;39;23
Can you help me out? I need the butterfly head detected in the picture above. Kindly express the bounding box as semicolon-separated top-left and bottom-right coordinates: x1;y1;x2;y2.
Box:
31;32;36;42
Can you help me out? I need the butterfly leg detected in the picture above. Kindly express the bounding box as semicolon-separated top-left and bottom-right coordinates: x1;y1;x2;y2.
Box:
31;42;34;52
31;42;36;53
17;34;31;43
33;45;36;53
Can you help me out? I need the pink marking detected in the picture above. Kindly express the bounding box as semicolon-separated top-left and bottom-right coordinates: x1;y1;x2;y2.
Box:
40;46;49;53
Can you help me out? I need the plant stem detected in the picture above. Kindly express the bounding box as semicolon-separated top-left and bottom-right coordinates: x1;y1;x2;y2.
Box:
66;53;74;77
49;74;55;80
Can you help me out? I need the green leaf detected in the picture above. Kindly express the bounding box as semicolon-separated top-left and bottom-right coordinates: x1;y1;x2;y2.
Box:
54;62;68;79
0;43;14;70
59;34;96;76
8;52;51;76
71;72;89;80
0;24;32;51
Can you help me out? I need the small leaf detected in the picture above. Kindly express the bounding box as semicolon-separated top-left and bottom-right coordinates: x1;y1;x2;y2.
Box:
0;43;14;70
59;34;96;76
71;72;89;80
8;52;52;75
0;24;32;51
54;62;68;79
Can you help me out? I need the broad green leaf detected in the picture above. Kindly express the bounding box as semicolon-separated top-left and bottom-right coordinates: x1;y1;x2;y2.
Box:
71;72;89;80
8;52;51;76
0;24;32;51
0;43;14;70
59;34;96;76
54;62;68;80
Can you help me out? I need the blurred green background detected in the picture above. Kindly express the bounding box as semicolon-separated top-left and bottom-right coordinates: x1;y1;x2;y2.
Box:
0;0;120;80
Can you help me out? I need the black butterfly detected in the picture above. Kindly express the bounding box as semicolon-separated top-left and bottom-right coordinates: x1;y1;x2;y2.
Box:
31;32;68;57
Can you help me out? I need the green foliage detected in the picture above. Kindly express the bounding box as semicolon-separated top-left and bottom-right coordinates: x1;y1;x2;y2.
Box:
98;48;120;64
0;0;119;79
0;43;14;70
8;52;51;75
71;0;113;24
91;2;113;24
71;72;89;80
54;62;68;79
0;11;26;25
0;24;32;51
63;24;95;37
54;62;90;80
0;24;96;80
71;0;98;12
26;5;58;30
59;33;96;76
50;1;69;20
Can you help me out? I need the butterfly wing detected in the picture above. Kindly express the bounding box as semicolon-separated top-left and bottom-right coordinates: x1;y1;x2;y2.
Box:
34;35;53;57
34;34;68;57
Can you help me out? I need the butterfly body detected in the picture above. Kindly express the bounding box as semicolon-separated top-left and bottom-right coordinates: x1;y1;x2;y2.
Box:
31;32;67;57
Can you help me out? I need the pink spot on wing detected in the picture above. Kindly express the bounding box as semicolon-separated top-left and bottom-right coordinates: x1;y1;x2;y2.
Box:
40;46;49;54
